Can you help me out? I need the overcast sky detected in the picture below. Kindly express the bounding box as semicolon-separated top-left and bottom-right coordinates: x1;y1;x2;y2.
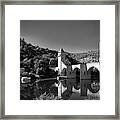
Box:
20;20;100;53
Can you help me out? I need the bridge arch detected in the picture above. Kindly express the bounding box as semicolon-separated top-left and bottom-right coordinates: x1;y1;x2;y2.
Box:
87;66;100;93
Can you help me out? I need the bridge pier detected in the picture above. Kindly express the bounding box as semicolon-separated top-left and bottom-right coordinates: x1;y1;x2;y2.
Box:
57;76;62;98
80;63;88;96
81;80;88;96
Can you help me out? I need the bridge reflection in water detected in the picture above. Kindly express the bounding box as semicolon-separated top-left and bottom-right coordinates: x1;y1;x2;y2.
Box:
57;63;100;100
20;63;100;100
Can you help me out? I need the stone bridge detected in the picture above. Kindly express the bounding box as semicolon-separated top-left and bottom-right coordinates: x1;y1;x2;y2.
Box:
57;48;100;98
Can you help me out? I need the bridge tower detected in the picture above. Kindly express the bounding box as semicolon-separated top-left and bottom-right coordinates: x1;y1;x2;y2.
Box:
57;48;63;98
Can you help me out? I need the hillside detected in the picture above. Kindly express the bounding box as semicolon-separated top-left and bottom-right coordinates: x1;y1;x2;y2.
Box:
20;38;99;68
70;50;99;63
20;38;58;77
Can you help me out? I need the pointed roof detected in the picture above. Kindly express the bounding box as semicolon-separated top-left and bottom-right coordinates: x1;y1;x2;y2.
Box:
60;48;80;66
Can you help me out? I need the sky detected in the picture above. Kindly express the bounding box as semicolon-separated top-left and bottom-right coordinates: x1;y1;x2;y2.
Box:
20;20;100;53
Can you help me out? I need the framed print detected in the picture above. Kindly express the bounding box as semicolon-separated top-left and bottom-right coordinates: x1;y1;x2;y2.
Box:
0;0;119;119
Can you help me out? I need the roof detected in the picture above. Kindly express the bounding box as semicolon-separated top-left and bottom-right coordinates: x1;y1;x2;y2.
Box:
61;48;80;66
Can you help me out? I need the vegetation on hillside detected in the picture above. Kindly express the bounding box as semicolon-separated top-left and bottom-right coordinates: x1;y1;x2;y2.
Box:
20;38;58;100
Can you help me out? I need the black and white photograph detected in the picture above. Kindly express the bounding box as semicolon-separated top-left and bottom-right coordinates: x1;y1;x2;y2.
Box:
20;20;100;100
